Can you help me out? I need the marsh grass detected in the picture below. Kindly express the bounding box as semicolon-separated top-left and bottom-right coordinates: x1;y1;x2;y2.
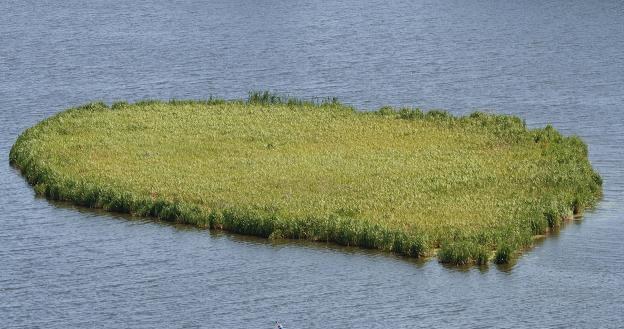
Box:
9;94;602;265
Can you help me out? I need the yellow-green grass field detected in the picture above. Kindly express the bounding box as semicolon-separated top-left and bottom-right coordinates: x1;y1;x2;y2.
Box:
10;93;602;264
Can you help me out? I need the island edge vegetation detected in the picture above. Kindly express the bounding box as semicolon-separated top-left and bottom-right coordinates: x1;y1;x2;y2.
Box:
9;92;602;265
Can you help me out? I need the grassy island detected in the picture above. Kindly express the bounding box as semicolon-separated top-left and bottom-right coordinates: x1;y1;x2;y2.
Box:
10;93;602;265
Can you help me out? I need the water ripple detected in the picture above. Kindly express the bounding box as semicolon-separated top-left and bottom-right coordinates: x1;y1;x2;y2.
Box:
1;0;624;328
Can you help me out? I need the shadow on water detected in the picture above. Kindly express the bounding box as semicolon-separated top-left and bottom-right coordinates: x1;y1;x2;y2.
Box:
40;194;598;272
42;196;433;269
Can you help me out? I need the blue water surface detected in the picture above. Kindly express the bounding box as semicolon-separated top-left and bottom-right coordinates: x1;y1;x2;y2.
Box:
1;0;623;328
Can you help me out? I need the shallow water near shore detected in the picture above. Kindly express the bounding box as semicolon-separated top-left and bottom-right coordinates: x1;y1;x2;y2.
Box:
1;0;623;328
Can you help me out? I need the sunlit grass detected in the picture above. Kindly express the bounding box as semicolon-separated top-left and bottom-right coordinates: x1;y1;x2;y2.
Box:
10;93;602;264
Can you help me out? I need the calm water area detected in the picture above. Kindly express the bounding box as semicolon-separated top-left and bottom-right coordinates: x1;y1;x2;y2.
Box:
1;0;623;328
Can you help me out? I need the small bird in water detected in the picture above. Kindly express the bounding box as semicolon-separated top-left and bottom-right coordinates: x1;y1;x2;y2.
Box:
275;321;285;329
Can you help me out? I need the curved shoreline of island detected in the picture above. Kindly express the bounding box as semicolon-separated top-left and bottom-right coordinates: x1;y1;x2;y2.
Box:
10;93;602;265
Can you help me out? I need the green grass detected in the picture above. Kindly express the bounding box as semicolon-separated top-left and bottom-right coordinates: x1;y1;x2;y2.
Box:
9;93;602;265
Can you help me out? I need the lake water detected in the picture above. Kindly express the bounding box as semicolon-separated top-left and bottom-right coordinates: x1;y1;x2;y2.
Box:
1;0;623;328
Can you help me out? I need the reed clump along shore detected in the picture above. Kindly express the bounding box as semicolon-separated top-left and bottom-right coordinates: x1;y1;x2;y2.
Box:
10;92;602;265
